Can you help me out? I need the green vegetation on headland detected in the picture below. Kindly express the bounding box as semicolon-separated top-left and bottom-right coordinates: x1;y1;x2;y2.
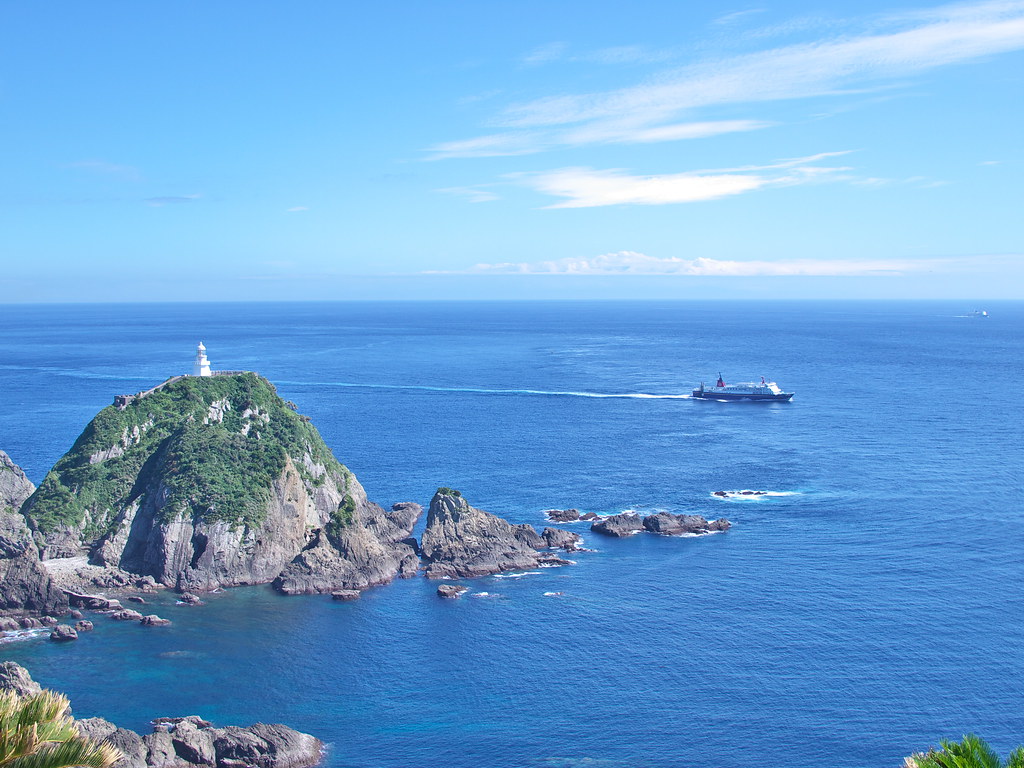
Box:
24;374;349;538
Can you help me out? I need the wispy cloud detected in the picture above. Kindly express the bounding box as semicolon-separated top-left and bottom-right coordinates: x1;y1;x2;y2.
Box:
455;251;935;276
144;194;201;207
63;160;142;182
437;186;499;203
514;152;853;208
286;206;309;212
521;42;568;67
430;1;1024;157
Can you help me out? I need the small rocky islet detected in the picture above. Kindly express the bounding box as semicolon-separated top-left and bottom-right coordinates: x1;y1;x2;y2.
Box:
0;372;730;760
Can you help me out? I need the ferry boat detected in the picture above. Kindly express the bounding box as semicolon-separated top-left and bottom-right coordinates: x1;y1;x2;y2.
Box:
692;374;794;402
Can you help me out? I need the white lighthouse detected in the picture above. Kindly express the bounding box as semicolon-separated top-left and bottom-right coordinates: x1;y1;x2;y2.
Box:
192;342;212;377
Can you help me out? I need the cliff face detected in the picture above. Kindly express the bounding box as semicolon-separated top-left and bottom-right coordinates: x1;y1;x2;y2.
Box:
20;374;418;593
0;451;67;615
419;490;546;578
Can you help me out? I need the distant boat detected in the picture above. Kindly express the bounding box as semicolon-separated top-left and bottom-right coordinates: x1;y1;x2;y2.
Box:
692;374;794;402
969;309;989;318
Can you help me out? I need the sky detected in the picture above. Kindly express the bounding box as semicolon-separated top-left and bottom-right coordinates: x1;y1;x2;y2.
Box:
1;0;1021;301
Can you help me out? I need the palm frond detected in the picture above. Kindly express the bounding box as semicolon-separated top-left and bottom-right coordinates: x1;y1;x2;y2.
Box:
1006;746;1024;768
4;736;121;768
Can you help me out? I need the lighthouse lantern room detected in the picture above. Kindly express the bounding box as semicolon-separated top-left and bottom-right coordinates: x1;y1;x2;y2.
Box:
192;342;212;377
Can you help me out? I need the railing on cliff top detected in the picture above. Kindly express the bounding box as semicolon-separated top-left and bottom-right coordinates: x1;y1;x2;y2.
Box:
113;371;254;408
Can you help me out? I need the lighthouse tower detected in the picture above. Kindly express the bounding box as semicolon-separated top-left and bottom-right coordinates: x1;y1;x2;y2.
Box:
192;342;212;377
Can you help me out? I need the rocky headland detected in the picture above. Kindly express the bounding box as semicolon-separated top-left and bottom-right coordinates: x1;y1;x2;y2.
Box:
0;662;322;768
13;374;421;600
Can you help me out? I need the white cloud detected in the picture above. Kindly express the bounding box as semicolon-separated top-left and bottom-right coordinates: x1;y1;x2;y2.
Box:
286;206;309;212
515;152;854;208
522;42;568;67
465;251;934;276
431;1;1024;156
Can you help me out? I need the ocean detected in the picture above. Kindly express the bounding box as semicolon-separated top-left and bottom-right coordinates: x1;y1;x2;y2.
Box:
0;300;1020;768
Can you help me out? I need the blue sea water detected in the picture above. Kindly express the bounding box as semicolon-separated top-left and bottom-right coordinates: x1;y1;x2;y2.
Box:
0;300;1021;768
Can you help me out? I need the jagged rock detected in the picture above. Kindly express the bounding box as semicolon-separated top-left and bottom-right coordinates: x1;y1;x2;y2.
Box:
178;593;203;605
420;491;548;579
642;513;731;535
212;723;321;768
111;609;143;621
511;523;543;548
75;620;94;632
544;509;580;522
330;590;360;601
140;614;170;626
541;527;583;551
39;616;58;626
0;452;67;617
0;617;19;631
0;662;42;695
70;609;84;619
169;719;216;765
591;513;644;537
436;584;469;598
580;512;600;521
273;502;421;595
19;617;42;628
49;624;78;641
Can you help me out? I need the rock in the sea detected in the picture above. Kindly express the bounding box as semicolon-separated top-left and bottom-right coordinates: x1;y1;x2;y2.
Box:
140;614;171;626
511;523;544;549
39;616;58;627
178;593;203;605
536;553;575;567
111;609;143;621
541;527;583;551
642;513;731;535
49;624;78;641
75;620;94;632
330;590;360;601
591;513;644;537
126;596;147;604
19;617;42;629
420;490;548;579
544;508;580;522
437;583;469;598
0;617;19;631
580;512;600;521
70;609;84;619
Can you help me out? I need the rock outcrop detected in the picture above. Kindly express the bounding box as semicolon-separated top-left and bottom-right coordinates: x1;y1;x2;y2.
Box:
420;490;568;579
273;502;421;595
642;512;731;535
0;451;67;616
541;527;583;551
590;513;645;538
3;664;322;768
18;374;420;596
591;511;731;538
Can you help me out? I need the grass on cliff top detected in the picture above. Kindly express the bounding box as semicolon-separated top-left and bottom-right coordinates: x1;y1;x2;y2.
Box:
25;373;350;538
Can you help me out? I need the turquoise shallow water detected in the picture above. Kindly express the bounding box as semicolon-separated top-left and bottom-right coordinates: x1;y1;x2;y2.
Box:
0;300;1021;767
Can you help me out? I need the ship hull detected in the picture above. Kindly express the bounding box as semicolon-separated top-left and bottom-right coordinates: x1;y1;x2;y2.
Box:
692;391;794;402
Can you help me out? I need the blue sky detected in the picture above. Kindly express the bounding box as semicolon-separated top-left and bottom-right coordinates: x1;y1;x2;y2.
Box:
1;0;1021;301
